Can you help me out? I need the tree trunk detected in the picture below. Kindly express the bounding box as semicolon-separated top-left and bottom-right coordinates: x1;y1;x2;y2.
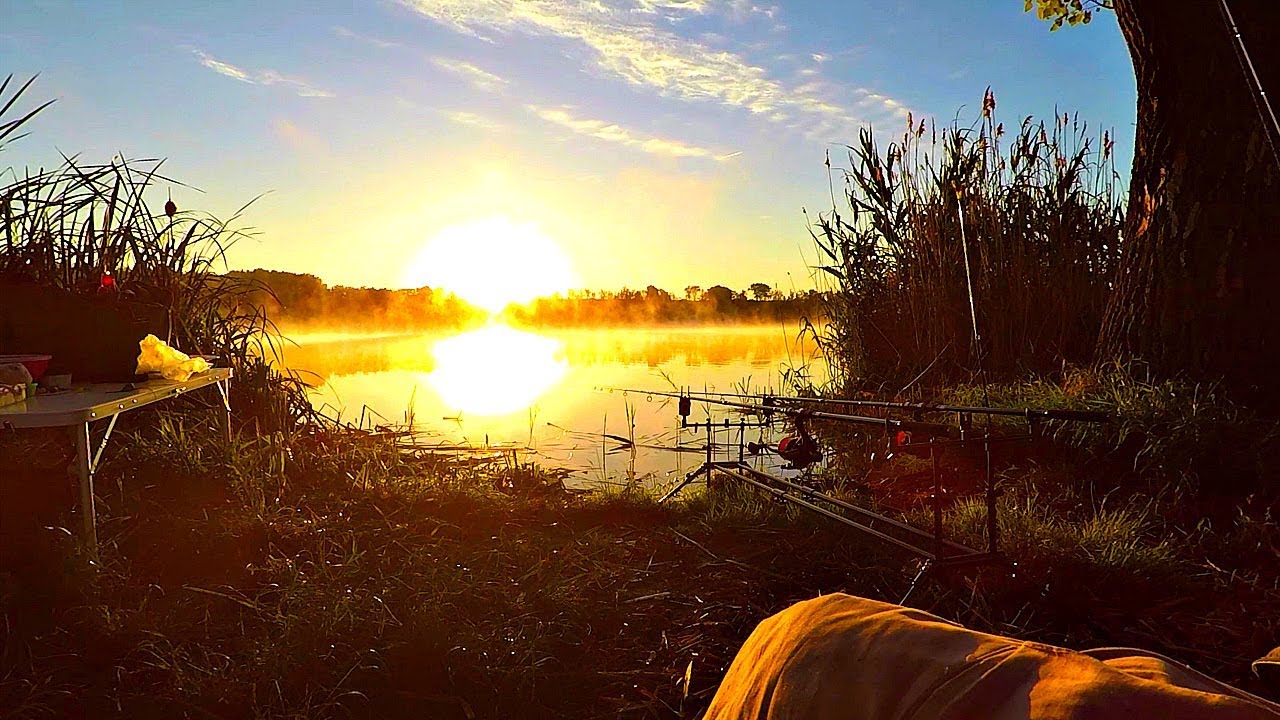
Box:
1098;0;1280;403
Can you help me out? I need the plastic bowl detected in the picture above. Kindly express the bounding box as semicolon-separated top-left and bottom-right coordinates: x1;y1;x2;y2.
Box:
0;354;53;382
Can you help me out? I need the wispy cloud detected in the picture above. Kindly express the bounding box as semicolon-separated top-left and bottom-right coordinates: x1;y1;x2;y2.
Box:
429;57;508;93
443;109;503;131
528;105;723;159
191;50;334;98
396;0;907;138
393;97;505;131
632;0;713;15
333;25;400;49
723;0;782;26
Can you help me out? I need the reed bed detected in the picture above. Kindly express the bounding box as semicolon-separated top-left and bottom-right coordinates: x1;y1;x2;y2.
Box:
0;152;319;434
811;92;1123;392
1;75;307;431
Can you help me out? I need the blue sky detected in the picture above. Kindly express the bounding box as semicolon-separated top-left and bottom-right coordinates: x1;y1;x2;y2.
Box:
1;0;1135;294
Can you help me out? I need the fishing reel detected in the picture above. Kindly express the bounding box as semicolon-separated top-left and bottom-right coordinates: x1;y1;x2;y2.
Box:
747;414;824;470
779;434;824;469
747;436;823;469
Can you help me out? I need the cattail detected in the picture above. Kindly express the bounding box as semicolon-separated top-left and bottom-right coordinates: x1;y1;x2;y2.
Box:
165;198;177;217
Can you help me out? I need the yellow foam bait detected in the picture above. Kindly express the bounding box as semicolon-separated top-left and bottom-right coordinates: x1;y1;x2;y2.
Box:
136;334;211;382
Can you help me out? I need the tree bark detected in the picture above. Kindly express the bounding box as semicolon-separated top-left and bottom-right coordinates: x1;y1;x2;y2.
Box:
1098;0;1280;403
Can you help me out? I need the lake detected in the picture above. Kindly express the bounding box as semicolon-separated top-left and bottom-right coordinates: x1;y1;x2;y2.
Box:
278;323;827;489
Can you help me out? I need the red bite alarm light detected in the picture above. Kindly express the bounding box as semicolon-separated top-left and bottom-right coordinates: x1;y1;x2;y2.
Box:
889;429;933;459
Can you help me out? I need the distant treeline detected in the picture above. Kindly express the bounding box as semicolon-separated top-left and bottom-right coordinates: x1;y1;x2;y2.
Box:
229;270;824;329
503;285;824;327
228;269;484;331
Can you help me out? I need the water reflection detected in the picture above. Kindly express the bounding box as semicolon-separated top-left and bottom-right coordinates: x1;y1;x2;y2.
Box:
428;324;568;416
279;323;825;485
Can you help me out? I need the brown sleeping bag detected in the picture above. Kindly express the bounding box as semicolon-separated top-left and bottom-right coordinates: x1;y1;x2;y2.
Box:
706;593;1280;720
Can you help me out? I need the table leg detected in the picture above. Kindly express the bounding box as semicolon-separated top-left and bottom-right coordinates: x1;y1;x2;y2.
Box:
216;378;232;444
71;422;99;560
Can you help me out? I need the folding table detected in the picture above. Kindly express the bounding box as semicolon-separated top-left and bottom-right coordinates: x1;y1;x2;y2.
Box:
0;368;233;558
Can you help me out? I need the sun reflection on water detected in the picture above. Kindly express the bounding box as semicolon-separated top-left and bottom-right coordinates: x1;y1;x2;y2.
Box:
427;324;568;416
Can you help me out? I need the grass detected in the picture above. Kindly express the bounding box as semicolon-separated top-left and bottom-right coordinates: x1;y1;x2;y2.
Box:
1;146;316;437
927;477;1279;679
809;93;1123;392
0;408;911;719
5;403;1278;718
944;490;1180;579
942;363;1280;496
0;74;54;151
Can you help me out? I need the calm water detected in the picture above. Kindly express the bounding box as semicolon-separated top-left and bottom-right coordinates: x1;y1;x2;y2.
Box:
279;323;827;489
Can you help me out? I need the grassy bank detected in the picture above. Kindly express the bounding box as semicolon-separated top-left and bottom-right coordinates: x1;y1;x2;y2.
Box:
0;407;907;719
3;378;1278;718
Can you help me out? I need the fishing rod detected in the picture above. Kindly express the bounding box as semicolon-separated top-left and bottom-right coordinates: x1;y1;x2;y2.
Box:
607;387;1109;424
607;387;957;438
1219;0;1280;171
766;396;1108;423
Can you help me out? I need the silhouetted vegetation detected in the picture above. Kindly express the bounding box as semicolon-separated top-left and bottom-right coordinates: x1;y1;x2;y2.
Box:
0;154;317;434
228;268;485;332
503;284;823;327
811;95;1122;392
225;270;824;329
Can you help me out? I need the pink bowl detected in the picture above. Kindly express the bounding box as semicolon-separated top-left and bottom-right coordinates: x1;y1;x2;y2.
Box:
0;354;53;381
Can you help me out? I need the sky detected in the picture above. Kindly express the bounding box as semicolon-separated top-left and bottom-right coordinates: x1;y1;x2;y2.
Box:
1;0;1136;296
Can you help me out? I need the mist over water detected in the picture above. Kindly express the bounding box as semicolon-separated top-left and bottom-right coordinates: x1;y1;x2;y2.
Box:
278;323;826;487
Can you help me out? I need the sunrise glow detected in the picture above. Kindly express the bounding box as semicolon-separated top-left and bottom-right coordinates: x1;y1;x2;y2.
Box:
404;217;577;313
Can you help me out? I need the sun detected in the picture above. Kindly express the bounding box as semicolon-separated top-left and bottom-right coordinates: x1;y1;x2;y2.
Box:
404;217;577;313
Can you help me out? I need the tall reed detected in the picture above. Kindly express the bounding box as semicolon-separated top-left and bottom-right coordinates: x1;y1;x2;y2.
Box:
0;155;313;432
811;91;1124;393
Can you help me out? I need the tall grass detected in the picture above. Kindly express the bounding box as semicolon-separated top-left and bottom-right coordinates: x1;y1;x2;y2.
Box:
945;363;1280;495
0;154;313;433
946;491;1180;580
0;74;54;151
811;92;1124;392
